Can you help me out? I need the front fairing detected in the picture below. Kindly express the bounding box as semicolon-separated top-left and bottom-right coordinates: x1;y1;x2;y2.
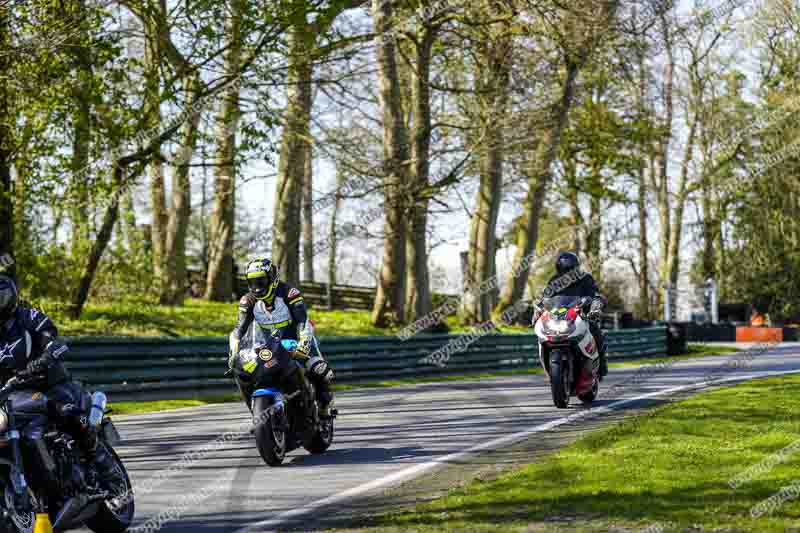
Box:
534;312;589;341
233;323;294;386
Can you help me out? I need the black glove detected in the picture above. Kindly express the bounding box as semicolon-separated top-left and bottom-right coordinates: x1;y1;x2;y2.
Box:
587;301;603;322
26;354;53;376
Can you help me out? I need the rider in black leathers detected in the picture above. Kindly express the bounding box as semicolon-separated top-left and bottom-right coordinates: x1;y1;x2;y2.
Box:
0;275;121;488
230;257;335;416
534;252;609;378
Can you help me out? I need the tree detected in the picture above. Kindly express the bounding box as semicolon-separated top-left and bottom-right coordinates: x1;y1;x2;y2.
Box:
461;23;512;324
205;0;246;301
370;0;412;326
0;10;13;275
495;0;619;316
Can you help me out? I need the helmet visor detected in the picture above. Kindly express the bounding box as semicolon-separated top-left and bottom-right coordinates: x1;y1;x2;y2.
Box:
247;275;271;295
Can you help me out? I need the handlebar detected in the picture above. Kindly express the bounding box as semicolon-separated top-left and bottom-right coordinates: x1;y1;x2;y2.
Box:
0;372;40;398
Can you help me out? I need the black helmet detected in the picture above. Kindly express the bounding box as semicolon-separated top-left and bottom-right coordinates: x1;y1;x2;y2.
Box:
245;257;279;302
0;275;18;321
555;252;580;275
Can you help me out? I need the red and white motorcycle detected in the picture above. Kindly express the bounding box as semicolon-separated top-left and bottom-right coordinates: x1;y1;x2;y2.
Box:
532;296;600;408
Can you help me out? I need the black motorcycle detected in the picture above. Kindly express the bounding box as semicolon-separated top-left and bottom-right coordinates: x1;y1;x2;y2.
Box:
0;374;134;533
229;327;334;466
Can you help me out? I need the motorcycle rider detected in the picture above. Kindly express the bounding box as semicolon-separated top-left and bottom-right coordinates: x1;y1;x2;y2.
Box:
0;274;122;488
533;252;609;379
230;257;335;416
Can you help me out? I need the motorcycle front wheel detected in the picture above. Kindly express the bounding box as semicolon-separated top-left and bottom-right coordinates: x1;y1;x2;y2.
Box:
549;351;570;408
85;443;135;533
0;481;35;533
253;396;287;466
305;417;334;454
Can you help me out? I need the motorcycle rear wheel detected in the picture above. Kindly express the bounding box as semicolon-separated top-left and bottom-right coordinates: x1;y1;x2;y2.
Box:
550;352;570;409
254;397;287;467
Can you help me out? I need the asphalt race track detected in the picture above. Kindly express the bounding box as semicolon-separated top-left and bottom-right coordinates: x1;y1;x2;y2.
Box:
87;343;800;532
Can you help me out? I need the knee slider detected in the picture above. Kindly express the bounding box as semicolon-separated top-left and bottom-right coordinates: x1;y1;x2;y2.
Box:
308;356;334;383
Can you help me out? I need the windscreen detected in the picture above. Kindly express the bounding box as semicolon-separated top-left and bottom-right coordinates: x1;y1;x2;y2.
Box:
541;296;582;312
235;322;270;353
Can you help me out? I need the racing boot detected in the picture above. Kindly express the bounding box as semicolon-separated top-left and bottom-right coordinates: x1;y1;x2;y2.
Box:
318;384;337;418
599;334;609;380
308;356;336;417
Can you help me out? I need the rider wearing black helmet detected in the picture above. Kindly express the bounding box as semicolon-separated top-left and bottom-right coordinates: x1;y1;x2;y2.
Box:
536;252;609;378
0;275;122;488
231;257;335;416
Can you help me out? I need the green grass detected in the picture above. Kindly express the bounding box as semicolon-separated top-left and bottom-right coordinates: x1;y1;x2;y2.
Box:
41;298;237;338
33;297;531;338
358;374;800;533
110;395;239;415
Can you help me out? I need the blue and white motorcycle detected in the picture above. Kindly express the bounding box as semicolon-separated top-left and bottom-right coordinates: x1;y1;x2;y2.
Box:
229;326;334;466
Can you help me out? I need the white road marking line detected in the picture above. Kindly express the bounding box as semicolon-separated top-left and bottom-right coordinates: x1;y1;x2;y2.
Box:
235;369;800;532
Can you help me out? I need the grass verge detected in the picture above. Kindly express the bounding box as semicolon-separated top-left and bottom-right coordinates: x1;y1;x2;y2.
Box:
347;374;800;533
37;298;530;338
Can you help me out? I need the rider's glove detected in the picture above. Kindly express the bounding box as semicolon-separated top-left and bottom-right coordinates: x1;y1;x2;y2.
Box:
26;353;53;376
296;338;311;359
587;300;603;322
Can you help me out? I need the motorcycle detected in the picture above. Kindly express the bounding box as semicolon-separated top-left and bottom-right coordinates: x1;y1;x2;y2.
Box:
532;295;601;408
229;325;335;466
0;374;134;533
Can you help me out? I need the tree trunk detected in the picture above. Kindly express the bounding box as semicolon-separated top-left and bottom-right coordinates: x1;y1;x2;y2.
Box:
70;165;136;318
460;34;511;325
666;117;698;290
145;12;167;292
205;1;245;301
370;0;410;327
68;0;92;254
161;75;201;305
495;60;580;314
564;155;583;252
655;12;675;290
635;35;650;319
405;27;436;323
273;19;313;287
327;169;345;310
12;163;25;249
0;13;13;276
302;143;314;282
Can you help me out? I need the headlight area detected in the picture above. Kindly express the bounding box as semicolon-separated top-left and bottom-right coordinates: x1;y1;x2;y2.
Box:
543;319;575;335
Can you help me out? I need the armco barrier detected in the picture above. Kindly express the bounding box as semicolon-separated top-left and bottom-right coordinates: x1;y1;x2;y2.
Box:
63;327;666;400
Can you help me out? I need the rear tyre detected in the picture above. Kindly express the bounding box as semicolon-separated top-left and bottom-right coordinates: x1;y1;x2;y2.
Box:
550;353;570;409
253;397;286;467
578;379;598;406
85;443;135;533
305;417;334;454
